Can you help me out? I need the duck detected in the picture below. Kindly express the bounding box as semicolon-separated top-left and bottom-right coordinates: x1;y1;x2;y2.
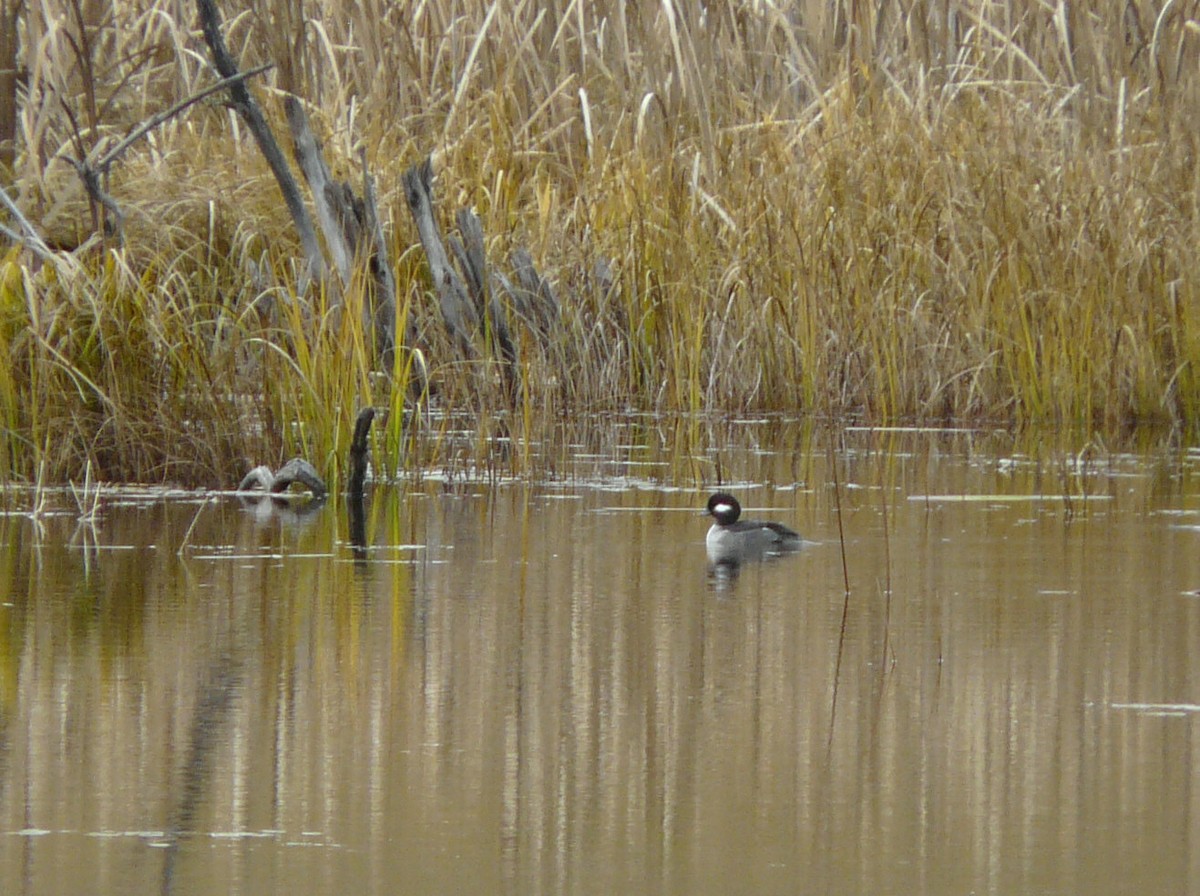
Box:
704;492;802;566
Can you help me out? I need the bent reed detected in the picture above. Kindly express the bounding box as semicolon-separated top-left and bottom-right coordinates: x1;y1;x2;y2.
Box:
1;1;1198;486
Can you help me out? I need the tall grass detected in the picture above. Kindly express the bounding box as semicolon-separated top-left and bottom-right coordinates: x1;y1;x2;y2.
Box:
1;0;1199;485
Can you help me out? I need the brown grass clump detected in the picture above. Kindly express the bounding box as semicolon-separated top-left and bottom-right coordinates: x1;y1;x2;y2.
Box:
1;1;1199;485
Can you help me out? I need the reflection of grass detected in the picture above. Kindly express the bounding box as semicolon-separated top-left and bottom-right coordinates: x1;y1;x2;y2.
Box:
68;458;101;524
4;1;1200;485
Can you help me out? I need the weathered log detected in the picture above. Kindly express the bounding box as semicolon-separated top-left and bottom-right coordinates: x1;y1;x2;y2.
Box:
510;248;560;333
360;156;404;369
402;157;479;354
494;248;560;341
269;458;328;498
451;208;518;398
284;96;356;283
237;458;327;498
238;408;371;503
450;208;486;318
195;0;324;279
285;99;398;366
237;464;275;492
592;256;616;301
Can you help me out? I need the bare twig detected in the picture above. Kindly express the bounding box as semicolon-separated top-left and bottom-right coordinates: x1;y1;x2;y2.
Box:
0;184;73;266
88;63;274;174
177;496;210;557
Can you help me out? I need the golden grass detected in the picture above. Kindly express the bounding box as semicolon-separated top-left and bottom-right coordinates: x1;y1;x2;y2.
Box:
1;1;1199;485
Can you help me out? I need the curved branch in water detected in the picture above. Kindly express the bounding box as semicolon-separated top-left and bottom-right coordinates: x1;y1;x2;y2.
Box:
237;460;327;499
237;465;276;492
268;458;328;498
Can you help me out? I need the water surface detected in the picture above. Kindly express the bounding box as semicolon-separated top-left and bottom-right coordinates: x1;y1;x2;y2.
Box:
2;424;1199;895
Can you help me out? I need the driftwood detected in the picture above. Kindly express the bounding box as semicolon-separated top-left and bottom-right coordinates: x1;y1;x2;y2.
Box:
285;98;398;365
402;157;479;354
402;155;576;402
195;2;403;371
592;256;616;301
237;406;374;502
237;457;328;498
361;156;411;367
497;248;560;336
195;0;324;279
284;97;356;282
269;458;328;496
449;208;485;318
236;409;375;559
449;208;518;398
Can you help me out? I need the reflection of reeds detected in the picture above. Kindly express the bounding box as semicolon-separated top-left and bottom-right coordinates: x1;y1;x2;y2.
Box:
67;457;100;522
3;445;1198;891
828;432;851;748
5;1;1200;485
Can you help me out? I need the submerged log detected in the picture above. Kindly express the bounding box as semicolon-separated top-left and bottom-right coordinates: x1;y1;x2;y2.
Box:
238;407;374;502
237;458;327;499
269;458;328;497
237;465;275;492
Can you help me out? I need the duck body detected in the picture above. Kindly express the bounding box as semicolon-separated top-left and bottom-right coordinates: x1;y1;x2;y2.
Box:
705;492;802;565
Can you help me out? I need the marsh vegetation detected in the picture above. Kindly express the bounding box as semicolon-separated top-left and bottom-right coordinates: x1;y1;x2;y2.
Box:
1;1;1198;486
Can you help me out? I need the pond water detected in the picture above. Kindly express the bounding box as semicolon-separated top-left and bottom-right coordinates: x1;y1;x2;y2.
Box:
2;421;1199;896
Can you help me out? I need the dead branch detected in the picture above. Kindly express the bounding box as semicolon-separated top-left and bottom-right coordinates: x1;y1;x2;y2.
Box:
452;208;518;399
495;248;560;337
285;97;399;366
402;156;479;354
195;0;323;279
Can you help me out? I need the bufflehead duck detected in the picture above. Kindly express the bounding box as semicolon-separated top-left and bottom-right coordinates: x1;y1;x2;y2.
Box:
705;492;802;565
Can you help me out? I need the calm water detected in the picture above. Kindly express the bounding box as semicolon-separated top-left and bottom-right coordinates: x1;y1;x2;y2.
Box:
2;423;1200;895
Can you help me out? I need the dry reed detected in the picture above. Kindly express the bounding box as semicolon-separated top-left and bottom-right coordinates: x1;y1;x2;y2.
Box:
0;0;1198;486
